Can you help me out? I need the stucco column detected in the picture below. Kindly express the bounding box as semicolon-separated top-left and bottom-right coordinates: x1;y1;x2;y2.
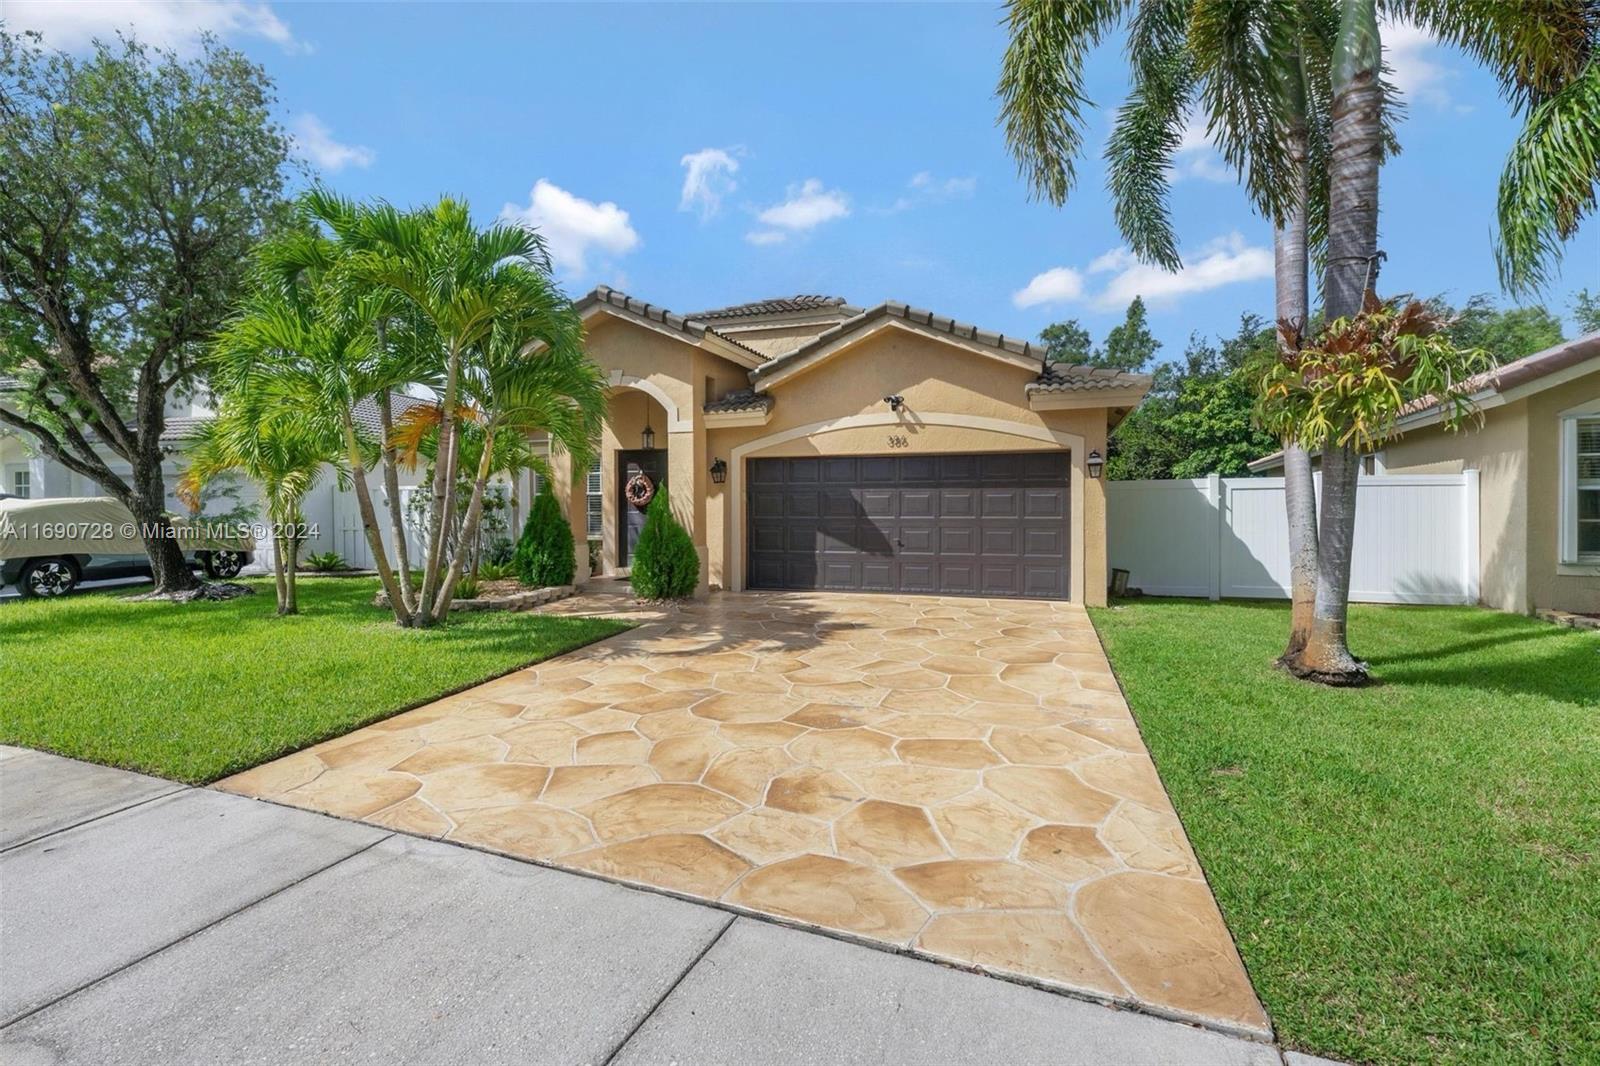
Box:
666;428;710;597
1080;417;1110;607
548;447;589;587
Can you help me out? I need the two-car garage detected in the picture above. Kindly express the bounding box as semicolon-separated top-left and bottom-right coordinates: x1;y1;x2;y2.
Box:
746;452;1071;600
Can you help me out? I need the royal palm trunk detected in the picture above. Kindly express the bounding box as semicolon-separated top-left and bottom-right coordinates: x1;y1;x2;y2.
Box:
1276;45;1318;664
1299;0;1382;683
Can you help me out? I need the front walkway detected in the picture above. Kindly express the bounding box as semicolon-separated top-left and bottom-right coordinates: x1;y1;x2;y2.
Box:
2;747;1285;1064
220;585;1268;1036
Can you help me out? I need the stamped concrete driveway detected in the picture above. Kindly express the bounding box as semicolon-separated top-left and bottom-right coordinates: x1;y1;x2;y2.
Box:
221;586;1267;1035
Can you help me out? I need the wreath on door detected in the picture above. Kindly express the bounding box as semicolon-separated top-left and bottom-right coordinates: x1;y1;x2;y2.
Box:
625;472;656;508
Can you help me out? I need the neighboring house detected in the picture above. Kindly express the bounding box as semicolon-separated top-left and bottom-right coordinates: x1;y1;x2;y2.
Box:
538;289;1152;605
1249;332;1600;615
0;381;434;574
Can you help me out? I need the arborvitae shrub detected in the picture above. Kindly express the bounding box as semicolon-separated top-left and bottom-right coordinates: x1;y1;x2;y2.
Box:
629;489;699;599
512;480;575;587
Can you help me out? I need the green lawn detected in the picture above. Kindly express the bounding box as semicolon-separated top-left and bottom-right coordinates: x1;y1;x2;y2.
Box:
0;578;629;784
1090;599;1599;1065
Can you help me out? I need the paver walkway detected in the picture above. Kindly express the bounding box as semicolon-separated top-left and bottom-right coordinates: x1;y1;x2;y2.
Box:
2;746;1286;1064
220;585;1268;1035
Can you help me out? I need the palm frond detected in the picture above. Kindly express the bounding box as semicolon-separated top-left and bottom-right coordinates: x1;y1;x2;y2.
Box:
1104;38;1195;270
1496;59;1600;295
997;0;1131;206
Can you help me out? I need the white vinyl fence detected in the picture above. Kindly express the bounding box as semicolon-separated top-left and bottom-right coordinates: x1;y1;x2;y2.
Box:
1107;472;1479;604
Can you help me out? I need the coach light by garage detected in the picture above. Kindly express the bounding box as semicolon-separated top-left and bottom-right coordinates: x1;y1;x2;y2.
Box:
1086;450;1103;479
709;458;727;484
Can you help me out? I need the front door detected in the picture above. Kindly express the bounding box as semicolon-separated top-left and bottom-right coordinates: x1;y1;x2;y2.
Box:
617;449;667;567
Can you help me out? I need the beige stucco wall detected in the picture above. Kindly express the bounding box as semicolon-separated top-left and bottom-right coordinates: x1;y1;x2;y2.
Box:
1382;367;1599;613
571;315;1118;605
704;324;1110;605
1385;404;1530;612
577;315;754;592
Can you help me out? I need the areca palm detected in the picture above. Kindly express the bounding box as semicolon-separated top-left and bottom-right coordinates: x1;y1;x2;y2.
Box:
178;400;344;614
210;229;417;621
426;300;604;620
326;195;562;618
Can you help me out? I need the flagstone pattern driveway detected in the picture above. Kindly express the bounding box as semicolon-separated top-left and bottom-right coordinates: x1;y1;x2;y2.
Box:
220;587;1267;1035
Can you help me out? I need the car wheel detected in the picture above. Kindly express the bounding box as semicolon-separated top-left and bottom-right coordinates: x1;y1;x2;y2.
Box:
19;558;79;598
204;550;245;579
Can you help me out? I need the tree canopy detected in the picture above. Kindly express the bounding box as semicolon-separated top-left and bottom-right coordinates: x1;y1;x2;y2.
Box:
0;29;291;591
1039;296;1161;371
1105;315;1279;481
1426;293;1564;364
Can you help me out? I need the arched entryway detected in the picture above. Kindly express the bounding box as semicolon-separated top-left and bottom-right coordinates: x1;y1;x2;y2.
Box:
601;387;672;576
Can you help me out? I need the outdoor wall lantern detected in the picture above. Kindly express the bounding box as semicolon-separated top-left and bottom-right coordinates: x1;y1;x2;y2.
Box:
640;413;655;451
1086;450;1104;479
709;458;727;484
883;394;905;412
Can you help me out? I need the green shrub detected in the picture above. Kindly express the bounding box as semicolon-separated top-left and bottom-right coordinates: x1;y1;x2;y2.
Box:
303;551;346;572
477;560;515;581
484;535;515;567
453;576;481;600
513;480;575;588
629;489;699;600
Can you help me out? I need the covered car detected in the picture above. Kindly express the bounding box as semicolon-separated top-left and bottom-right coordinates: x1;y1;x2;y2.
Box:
0;496;254;597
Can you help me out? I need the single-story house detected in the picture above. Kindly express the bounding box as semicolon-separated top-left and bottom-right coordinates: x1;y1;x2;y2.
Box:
538;289;1152;605
1249;331;1600;616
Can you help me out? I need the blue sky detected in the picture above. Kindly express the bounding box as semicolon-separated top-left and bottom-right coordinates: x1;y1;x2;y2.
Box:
14;1;1599;365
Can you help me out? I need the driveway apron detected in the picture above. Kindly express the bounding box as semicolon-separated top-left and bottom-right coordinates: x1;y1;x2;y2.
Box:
219;586;1268;1035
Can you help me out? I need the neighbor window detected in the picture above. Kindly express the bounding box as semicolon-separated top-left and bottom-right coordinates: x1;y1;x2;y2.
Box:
586;458;602;538
11;468;29;498
1576;417;1600;561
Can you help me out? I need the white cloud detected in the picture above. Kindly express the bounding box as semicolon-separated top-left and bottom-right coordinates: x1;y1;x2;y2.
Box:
679;147;740;220
1015;232;1272;312
1012;267;1086;309
1089;231;1272;310
886;171;978;212
744;229;789;246
290;114;373;173
1383;16;1461;111
753;179;849;232
500;180;640;277
1170;113;1233;184
4;0;303;53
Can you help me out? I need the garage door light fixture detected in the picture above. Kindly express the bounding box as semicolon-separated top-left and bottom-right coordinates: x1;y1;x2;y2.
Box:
1086;450;1104;479
709;458;727;484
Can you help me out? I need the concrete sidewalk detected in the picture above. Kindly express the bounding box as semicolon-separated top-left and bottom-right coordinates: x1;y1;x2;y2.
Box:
1;746;1287;1065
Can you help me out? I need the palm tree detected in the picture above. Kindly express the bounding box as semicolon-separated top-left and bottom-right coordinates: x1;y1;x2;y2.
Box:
328;197;567;620
1000;0;1348;663
999;0;1598;682
178;400;343;614
210;227;417;622
423;303;603;621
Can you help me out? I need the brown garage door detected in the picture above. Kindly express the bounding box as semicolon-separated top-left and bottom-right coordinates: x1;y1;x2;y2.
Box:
747;452;1070;599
